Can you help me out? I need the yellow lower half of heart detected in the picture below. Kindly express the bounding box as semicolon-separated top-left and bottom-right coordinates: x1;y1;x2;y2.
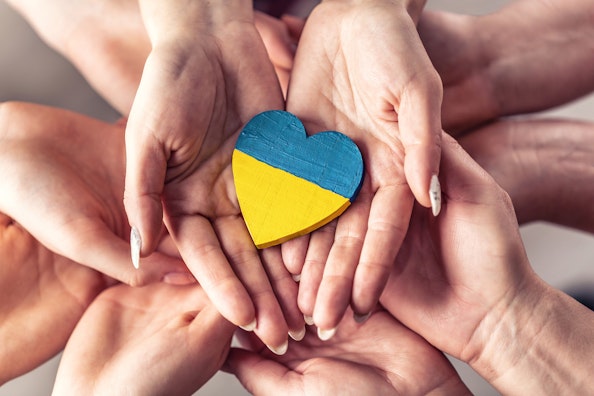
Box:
233;150;350;249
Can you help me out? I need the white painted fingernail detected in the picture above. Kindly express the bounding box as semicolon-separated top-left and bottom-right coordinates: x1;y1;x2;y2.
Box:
289;327;306;341
267;340;288;355
430;175;442;217
353;312;371;324
163;272;196;285
304;315;314;326
239;319;257;332
130;227;142;269
292;273;301;282
317;327;337;341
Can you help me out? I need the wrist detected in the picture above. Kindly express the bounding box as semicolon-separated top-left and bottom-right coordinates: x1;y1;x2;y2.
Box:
320;0;427;22
141;0;254;43
468;277;594;395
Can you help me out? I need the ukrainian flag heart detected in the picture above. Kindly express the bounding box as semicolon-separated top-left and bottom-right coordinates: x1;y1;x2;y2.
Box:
232;110;364;249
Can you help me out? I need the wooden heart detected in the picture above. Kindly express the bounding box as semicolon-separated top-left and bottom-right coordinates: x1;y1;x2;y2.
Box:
232;110;364;249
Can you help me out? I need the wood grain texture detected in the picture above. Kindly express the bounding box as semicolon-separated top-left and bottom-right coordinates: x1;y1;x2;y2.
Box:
233;110;364;248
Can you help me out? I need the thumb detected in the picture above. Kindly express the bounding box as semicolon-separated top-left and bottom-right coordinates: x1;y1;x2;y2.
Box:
225;348;294;396
124;121;168;266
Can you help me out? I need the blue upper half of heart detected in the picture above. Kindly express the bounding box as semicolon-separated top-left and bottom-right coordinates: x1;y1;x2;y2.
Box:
235;110;364;200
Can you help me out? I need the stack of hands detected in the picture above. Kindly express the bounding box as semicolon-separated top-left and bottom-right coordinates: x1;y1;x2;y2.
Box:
1;0;594;394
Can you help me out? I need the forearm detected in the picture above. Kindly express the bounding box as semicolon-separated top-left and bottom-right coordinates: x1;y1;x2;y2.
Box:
479;0;594;117
460;119;594;233
470;277;594;395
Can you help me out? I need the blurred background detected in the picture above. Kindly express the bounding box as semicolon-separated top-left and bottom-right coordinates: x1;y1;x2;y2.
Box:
1;0;593;394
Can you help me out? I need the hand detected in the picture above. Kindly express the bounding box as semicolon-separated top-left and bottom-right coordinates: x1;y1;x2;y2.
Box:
0;213;106;384
382;132;594;394
227;308;470;395
0;102;190;284
418;4;594;134
123;2;293;348
459;118;594;233
282;0;443;335
53;282;235;395
380;132;532;360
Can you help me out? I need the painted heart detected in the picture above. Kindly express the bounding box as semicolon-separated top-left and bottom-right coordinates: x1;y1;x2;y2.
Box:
232;110;364;249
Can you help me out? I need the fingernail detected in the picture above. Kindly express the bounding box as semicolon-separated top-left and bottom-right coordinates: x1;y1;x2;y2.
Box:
353;312;371;324
429;174;442;217
163;272;196;285
239;318;257;332
130;227;142;269
292;273;301;282
317;327;337;341
267;340;288;355
304;314;314;326
289;326;306;341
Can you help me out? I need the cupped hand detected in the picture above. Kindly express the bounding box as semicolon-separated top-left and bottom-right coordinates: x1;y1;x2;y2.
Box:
227;307;470;395
0;102;190;285
0;213;106;384
122;3;294;349
380;132;537;362
281;0;443;334
53;282;235;395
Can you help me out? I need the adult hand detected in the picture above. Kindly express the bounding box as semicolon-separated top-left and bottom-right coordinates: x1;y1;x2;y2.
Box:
459;118;594;233
0;214;106;384
121;2;291;346
281;0;443;336
418;2;594;135
0;102;190;285
227;308;470;395
53;282;235;395
381;133;594;394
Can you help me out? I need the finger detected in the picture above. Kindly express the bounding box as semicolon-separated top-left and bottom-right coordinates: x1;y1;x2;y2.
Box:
261;246;305;341
351;184;414;319
123;104;168;261
313;192;371;337
254;11;295;71
57;219;189;286
165;214;257;330
297;221;335;322
225;348;296;396
280;14;306;41
215;216;289;355
281;233;310;280
190;304;235;348
398;68;443;213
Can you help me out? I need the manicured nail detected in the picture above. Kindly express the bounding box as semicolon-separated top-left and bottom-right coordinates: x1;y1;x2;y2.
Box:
317;327;337;341
304;314;314;326
163;272;196;285
130;227;142;269
289;327;306;341
429;175;442;217
239;319;257;332
267;340;289;355
292;273;301;282
353;312;371;324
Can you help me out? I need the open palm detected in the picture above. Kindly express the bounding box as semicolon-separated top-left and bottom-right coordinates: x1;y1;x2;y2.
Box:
283;1;443;332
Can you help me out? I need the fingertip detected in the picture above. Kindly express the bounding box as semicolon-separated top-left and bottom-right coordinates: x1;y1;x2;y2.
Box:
429;174;442;216
130;226;142;269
